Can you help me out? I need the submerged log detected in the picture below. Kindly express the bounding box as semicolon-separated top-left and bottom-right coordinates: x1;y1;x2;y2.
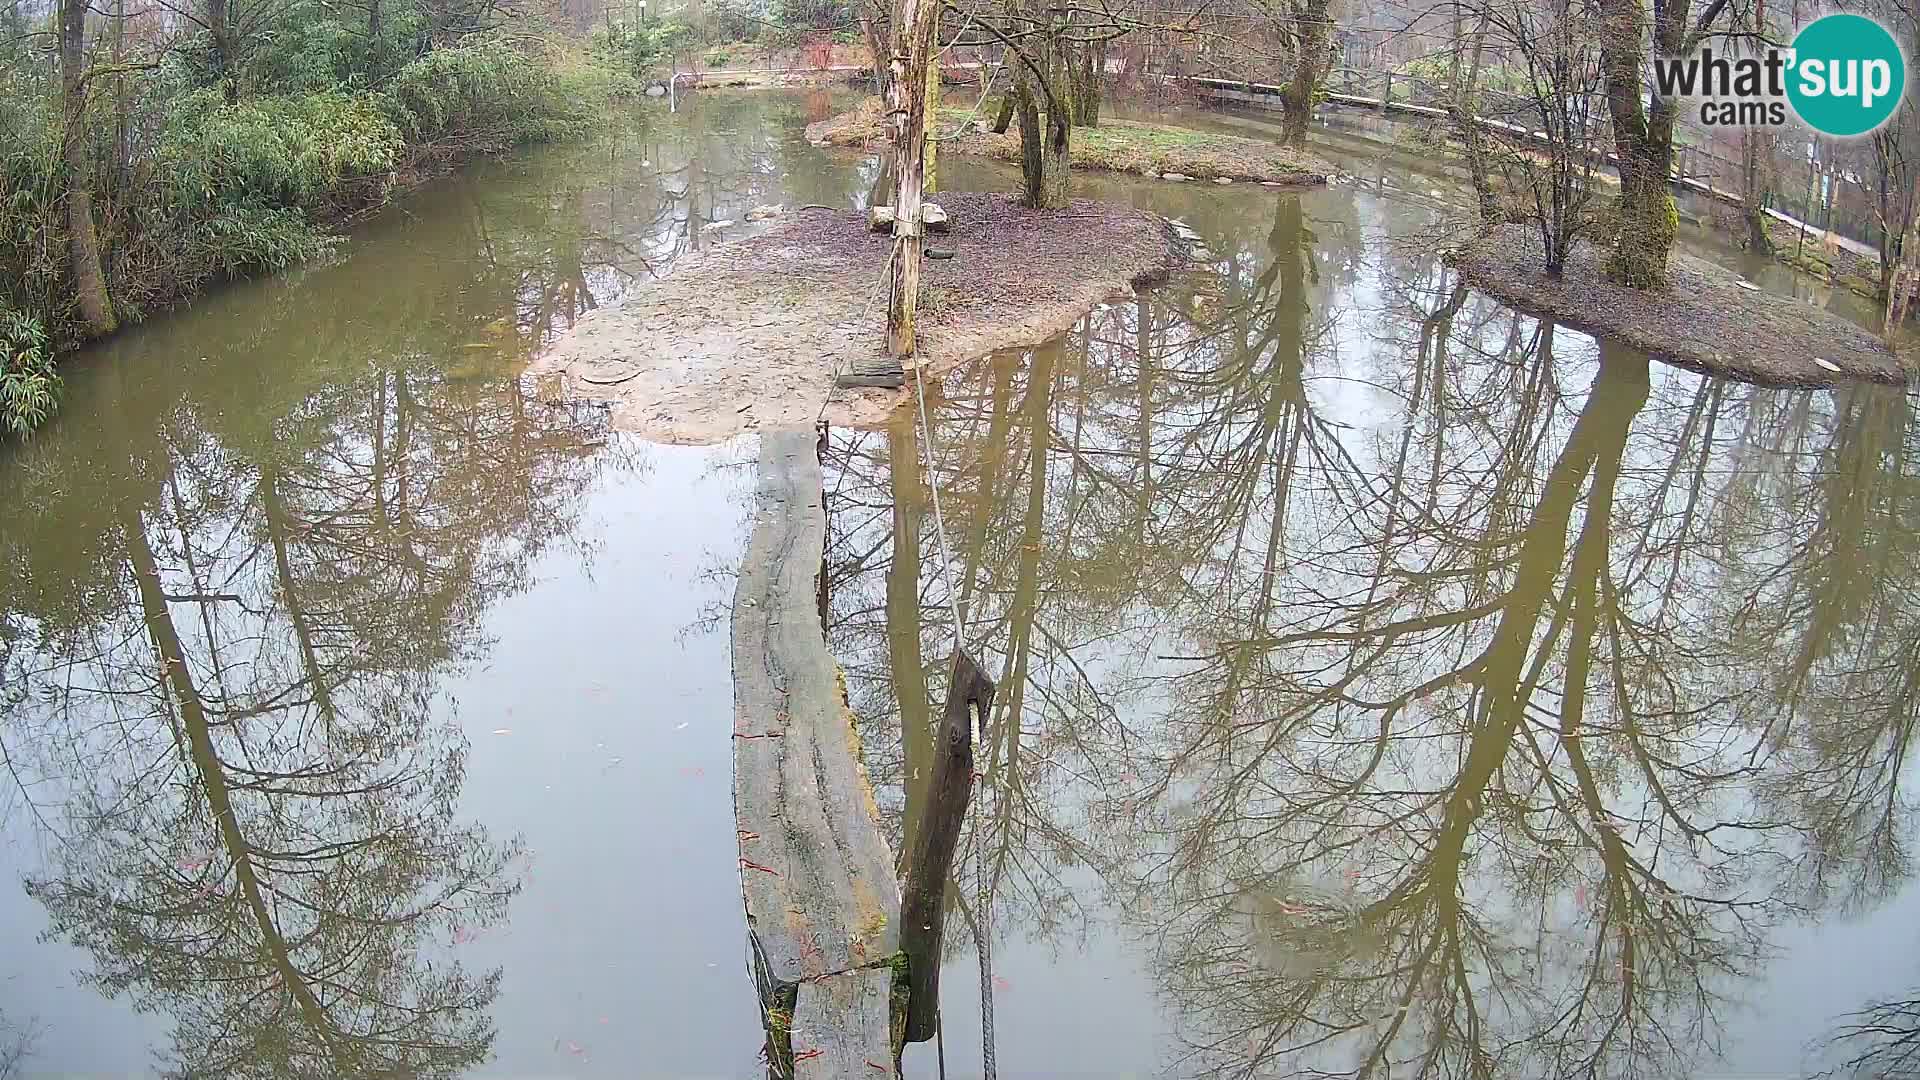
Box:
898;650;996;1044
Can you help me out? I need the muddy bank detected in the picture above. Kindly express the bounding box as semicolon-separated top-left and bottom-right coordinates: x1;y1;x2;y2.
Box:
527;192;1182;442
1446;225;1907;386
806;98;1333;186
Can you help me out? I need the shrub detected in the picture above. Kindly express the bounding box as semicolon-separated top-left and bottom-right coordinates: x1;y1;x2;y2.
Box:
0;309;58;439
380;40;593;147
594;19;694;76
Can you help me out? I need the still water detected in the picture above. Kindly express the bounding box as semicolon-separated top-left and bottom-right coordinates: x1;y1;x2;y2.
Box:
1;90;1916;1079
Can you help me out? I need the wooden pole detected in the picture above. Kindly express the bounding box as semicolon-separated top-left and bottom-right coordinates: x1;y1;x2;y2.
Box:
885;0;941;359
898;649;995;1045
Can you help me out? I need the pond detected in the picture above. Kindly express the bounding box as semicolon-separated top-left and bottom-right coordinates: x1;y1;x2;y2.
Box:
1;88;1916;1079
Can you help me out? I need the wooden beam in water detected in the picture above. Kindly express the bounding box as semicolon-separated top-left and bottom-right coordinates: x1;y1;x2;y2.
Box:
794;968;898;1079
732;429;901;1075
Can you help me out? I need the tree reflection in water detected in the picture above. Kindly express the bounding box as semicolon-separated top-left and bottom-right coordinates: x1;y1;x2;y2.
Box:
822;193;1920;1079
0;265;634;1078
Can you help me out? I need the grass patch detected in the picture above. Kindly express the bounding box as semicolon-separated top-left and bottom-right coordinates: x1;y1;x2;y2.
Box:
808;97;1332;185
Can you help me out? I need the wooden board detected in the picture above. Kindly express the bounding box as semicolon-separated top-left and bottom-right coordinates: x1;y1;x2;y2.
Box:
732;430;900;989
792;968;897;1079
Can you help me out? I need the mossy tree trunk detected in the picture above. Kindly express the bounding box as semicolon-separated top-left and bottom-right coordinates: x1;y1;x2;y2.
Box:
991;89;1015;132
1015;8;1073;209
1599;0;1725;288
1073;39;1104;126
61;0;116;338
1279;0;1331;146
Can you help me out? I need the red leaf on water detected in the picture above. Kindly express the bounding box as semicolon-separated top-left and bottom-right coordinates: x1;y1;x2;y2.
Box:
1575;884;1589;908
567;1042;585;1056
992;976;1010;992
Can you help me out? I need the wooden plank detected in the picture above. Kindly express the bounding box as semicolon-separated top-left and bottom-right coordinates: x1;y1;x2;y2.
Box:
732;430;900;990
792;969;898;1079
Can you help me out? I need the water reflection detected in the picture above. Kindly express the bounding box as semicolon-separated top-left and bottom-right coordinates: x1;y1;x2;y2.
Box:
0;362;619;1075
823;192;1920;1079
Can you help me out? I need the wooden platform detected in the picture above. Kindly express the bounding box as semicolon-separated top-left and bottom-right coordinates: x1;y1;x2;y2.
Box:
732;429;901;1077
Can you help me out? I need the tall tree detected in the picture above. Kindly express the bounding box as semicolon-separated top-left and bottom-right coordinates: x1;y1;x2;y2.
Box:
60;0;116;337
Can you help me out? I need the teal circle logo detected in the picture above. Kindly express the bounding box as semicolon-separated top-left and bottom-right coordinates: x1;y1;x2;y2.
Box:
1787;13;1906;137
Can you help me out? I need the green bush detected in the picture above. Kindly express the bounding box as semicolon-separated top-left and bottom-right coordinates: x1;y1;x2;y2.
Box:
161;90;403;207
380;40;593;147
0;308;57;439
0;30;627;436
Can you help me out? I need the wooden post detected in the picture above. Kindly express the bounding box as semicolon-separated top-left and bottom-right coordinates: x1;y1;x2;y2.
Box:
897;650;995;1045
885;0;942;360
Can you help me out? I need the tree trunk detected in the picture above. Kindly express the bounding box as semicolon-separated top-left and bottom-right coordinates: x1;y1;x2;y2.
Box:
924;47;939;194
1450;3;1498;227
992;84;1015;133
207;0;235;97
1074;40;1104;125
61;0;116;338
1599;0;1689;288
1017;13;1073;209
883;0;940;358
1280;0;1331;146
859;10;886;96
111;0;127;193
1742;129;1773;254
370;0;383;37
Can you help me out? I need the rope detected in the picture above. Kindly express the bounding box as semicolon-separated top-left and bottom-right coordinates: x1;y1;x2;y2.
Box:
850;76;997;1072
974;767;997;1080
905;327;996;1080
909;362;967;662
816;245;899;425
867;202;995;1074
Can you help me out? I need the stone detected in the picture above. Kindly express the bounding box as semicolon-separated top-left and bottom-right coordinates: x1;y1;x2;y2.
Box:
1162;172;1190;181
705;218;735;230
745;204;784;222
1214;177;1234;185
923;202;950;234
644;83;667;97
868;206;895;231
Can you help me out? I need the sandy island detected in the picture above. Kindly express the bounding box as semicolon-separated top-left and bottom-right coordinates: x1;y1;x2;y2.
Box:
527;192;1183;443
1447;225;1908;387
